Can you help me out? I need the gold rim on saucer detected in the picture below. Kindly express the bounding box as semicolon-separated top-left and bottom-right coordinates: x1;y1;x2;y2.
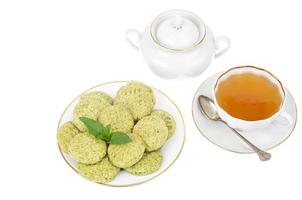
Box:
57;81;186;187
192;72;297;154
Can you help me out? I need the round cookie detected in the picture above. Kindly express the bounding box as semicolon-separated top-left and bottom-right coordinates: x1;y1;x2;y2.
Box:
80;91;113;105
133;115;168;151
114;82;156;120
125;150;163;175
57;121;79;152
73;100;110;131
98;105;134;133
69;133;107;164
77;157;120;183
151;110;176;139
108;133;145;168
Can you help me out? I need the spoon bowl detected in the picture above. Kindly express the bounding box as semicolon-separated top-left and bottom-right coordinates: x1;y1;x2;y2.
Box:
198;95;221;121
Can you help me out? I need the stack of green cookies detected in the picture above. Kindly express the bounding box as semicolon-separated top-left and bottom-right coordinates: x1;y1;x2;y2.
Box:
57;81;176;183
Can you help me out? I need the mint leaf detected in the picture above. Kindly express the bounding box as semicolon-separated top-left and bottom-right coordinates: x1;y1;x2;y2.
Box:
109;132;132;144
95;133;108;141
79;117;104;138
79;117;131;144
104;124;111;139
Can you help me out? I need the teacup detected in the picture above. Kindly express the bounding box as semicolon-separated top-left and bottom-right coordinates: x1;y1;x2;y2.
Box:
213;66;292;131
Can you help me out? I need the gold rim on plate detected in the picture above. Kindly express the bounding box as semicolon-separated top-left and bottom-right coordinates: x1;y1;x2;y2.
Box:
192;72;298;154
57;81;186;187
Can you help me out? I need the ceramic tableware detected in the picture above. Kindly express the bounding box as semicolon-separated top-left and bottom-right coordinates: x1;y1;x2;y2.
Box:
58;81;185;186
214;66;291;131
126;10;231;79
192;72;297;153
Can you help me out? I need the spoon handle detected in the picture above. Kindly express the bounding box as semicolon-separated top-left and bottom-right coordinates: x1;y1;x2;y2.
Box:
224;122;271;161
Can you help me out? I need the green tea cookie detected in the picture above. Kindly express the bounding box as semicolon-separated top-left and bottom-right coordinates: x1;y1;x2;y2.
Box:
57;121;79;153
98;105;134;133
80;91;113;105
114;82;156;120
73;100;110;131
108;133;145;168
69;133;107;164
77;157;120;183
125;150;163;175
133;115;168;151
151;110;176;138
127;81;153;93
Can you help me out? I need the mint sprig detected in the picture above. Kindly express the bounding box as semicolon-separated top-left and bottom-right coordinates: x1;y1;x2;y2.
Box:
79;117;131;144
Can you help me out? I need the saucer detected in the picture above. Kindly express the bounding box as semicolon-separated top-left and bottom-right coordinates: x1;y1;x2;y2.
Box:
192;73;297;153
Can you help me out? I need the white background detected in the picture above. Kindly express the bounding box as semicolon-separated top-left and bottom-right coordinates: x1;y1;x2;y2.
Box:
0;0;301;199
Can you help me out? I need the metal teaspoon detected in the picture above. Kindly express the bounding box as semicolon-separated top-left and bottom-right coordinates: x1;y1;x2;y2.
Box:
198;95;271;161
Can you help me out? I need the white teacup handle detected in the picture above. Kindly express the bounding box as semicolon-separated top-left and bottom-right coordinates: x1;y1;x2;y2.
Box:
126;28;142;51
214;35;231;58
272;112;292;126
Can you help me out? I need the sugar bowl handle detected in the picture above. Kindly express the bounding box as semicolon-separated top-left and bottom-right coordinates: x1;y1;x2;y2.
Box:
126;29;142;51
214;35;231;58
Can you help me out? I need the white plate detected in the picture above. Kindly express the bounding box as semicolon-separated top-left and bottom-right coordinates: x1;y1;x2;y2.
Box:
57;81;185;186
192;73;297;153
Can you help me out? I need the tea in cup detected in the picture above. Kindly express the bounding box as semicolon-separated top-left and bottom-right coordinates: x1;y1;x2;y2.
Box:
213;66;291;131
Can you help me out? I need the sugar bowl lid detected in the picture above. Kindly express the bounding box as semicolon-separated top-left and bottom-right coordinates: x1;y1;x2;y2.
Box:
150;10;206;51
